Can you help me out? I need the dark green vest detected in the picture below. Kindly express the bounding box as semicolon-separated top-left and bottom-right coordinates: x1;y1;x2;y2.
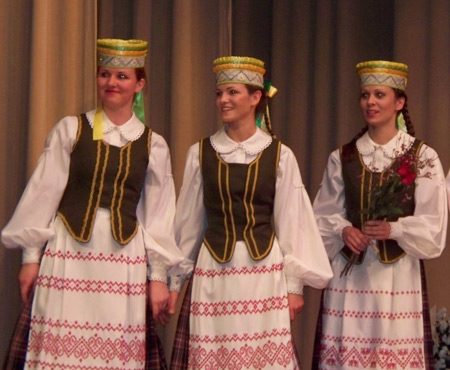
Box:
340;138;423;264
201;137;281;263
57;114;151;245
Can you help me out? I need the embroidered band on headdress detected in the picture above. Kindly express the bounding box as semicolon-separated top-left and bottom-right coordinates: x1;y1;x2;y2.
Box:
97;39;148;69
356;60;408;91
213;56;265;88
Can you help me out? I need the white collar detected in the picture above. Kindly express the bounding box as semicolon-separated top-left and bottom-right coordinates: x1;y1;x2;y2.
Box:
210;126;273;155
85;109;145;142
356;130;414;158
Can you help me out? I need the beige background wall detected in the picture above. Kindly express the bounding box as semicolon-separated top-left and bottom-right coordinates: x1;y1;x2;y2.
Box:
1;1;449;368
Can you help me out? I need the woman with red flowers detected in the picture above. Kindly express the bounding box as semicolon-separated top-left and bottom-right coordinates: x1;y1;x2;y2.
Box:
312;61;448;370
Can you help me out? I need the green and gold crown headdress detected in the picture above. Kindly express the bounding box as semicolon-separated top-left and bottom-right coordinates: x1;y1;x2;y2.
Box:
97;39;148;69
356;60;408;91
94;39;148;140
213;56;266;88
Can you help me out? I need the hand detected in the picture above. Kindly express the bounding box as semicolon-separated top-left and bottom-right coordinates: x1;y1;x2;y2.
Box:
148;281;170;325
287;293;304;321
168;291;179;315
362;220;391;240
18;263;40;304
342;226;369;254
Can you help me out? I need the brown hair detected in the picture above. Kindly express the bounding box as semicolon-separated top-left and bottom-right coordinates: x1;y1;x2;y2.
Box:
394;89;415;137
135;68;146;82
244;85;276;137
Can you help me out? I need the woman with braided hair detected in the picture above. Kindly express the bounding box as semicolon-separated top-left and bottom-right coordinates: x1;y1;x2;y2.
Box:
312;60;448;369
169;56;332;370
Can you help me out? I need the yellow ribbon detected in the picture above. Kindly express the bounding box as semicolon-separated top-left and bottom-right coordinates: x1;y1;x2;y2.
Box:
93;106;103;140
266;85;278;99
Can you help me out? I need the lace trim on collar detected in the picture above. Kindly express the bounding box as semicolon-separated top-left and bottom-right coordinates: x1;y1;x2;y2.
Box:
86;110;145;142
356;130;414;158
209;127;273;156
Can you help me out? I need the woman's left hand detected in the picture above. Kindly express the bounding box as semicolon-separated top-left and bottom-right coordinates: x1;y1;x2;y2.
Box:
149;281;170;325
288;293;304;321
362;220;391;240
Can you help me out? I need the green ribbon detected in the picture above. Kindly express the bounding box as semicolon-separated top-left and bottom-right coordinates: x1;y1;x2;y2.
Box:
255;113;263;128
132;91;145;124
396;112;407;132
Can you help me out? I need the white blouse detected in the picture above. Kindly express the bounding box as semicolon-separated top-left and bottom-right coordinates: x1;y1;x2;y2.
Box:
313;130;448;261
1;109;184;281
170;126;333;294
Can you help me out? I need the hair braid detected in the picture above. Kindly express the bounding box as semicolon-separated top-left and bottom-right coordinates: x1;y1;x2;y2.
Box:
341;125;368;162
245;85;277;137
394;89;415;137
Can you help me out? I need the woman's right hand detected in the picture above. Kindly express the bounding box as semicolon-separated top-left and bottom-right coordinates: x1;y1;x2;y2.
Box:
18;263;39;304
149;281;170;325
342;226;369;254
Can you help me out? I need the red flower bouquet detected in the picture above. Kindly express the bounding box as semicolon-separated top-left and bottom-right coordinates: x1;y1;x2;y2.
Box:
340;148;435;277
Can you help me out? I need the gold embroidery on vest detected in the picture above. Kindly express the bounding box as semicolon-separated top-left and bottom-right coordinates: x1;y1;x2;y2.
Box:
111;141;138;245
203;152;238;262
220;154;236;260
360;166;366;227
81;141;109;241
243;152;264;258
120;144;138;244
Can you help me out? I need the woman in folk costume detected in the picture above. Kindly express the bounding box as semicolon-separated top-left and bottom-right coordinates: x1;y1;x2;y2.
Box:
1;39;184;369
169;56;333;370
312;61;448;369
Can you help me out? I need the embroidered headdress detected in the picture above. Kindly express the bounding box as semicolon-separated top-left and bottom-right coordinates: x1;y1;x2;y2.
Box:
97;39;148;69
94;39;148;140
356;60;408;91
213;56;266;88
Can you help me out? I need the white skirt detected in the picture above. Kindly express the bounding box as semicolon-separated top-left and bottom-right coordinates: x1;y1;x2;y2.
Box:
188;239;299;370
25;209;148;370
317;246;425;370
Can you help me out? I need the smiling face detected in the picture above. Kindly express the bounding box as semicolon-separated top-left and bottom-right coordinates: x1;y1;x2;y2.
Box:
359;85;405;129
215;83;261;126
97;67;145;112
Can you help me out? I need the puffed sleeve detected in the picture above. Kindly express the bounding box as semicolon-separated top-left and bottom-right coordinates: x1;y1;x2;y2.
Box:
388;145;448;259
312;149;352;259
136;132;186;283
274;145;333;295
1;116;78;263
168;143;207;291
446;170;450;211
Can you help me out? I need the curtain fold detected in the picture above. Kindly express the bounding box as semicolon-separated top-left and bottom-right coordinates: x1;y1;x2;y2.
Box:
0;0;33;361
28;0;97;173
395;0;450;327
